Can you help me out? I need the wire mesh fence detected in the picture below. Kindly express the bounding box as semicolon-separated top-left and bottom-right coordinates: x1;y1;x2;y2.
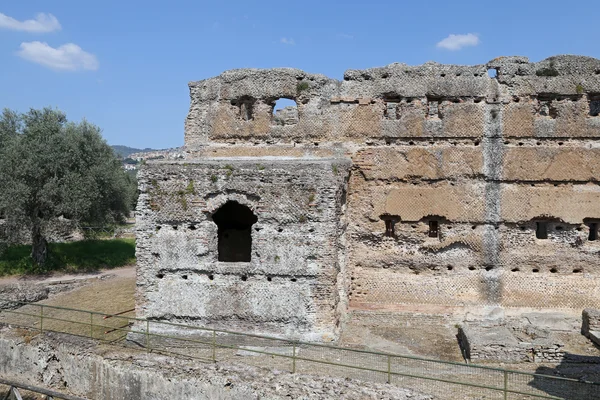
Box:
1;298;598;400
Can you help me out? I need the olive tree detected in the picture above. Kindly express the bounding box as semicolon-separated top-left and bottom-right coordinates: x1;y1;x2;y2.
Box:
0;107;136;266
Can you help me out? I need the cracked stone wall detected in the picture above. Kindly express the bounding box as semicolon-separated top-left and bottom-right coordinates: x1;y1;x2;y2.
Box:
138;55;600;340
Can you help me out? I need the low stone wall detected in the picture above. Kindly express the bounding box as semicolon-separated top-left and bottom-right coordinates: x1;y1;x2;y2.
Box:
582;309;600;336
458;324;565;363
582;309;600;346
0;329;432;400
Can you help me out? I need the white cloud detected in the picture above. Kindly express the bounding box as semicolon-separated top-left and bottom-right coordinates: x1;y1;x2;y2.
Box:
436;33;480;51
280;37;295;45
336;33;354;40
18;42;99;71
0;12;61;33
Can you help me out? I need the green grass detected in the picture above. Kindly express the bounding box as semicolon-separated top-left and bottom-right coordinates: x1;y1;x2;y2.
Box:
0;238;136;276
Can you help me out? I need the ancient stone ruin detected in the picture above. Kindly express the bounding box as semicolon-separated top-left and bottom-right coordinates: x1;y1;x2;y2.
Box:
136;55;600;342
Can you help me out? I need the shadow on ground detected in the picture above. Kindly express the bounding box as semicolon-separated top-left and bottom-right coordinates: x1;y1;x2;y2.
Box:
530;353;600;399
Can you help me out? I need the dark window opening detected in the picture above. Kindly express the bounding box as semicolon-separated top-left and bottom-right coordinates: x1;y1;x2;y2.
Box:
536;222;548;239
380;215;399;237
384;219;395;237
271;98;298;126
589;223;598;241
213;201;258;262
429;220;439;238
590;98;600;117
231;96;255;121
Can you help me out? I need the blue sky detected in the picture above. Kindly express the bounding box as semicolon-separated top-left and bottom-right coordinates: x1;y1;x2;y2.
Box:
0;1;598;149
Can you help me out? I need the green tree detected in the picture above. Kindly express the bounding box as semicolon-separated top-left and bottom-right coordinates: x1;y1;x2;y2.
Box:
0;107;136;267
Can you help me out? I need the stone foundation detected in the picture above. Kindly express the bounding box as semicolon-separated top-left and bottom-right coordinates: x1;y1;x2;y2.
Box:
458;324;565;363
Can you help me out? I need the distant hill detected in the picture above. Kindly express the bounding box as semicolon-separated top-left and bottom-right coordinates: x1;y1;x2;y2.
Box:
111;145;157;158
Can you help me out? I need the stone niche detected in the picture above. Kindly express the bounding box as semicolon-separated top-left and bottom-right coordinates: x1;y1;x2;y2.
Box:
136;158;351;341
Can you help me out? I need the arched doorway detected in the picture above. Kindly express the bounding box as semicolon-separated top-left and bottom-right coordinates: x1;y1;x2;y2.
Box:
212;201;258;262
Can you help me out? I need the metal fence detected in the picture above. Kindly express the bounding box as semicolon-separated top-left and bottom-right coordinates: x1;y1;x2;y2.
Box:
1;298;598;399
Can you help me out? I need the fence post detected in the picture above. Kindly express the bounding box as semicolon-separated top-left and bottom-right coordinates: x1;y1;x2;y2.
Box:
292;341;296;374
39;305;44;334
145;320;150;352
212;330;216;362
387;355;391;384
89;312;93;339
503;370;508;400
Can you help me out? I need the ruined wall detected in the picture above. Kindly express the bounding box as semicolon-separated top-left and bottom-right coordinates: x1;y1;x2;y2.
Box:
136;159;350;340
138;55;600;340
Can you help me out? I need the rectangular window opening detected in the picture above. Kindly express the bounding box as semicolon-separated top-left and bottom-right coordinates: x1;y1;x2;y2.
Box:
590;98;600;117
589;223;598;241
384;219;395;237
428;220;439;238
271;98;298;126
536;222;548;239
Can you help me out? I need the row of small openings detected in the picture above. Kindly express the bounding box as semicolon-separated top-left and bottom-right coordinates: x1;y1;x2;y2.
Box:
535;96;600;118
434;70;496;78
155;273;298;282
502;140;569;146
534;221;597;240
382;217;441;238
447;265;584;273
383;219;598;241
155;225;197;232
383;97;484;121
382;139;481;146
510;267;583;273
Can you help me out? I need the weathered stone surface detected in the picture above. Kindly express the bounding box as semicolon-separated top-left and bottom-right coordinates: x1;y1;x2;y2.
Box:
458;323;566;363
0;284;49;309
137;159;350;341
0;331;433;400
138;55;600;341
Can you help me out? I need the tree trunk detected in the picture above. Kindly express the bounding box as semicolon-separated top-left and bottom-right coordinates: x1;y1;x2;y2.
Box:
31;223;48;266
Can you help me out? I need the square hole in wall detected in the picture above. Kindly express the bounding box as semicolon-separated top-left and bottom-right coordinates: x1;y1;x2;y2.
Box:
231;96;256;121
536;221;548;239
271;98;298;126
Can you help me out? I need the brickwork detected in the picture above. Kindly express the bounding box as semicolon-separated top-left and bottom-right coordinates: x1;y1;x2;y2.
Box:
137;55;600;340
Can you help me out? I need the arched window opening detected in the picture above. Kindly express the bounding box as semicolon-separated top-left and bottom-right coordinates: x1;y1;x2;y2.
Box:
213;201;257;262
